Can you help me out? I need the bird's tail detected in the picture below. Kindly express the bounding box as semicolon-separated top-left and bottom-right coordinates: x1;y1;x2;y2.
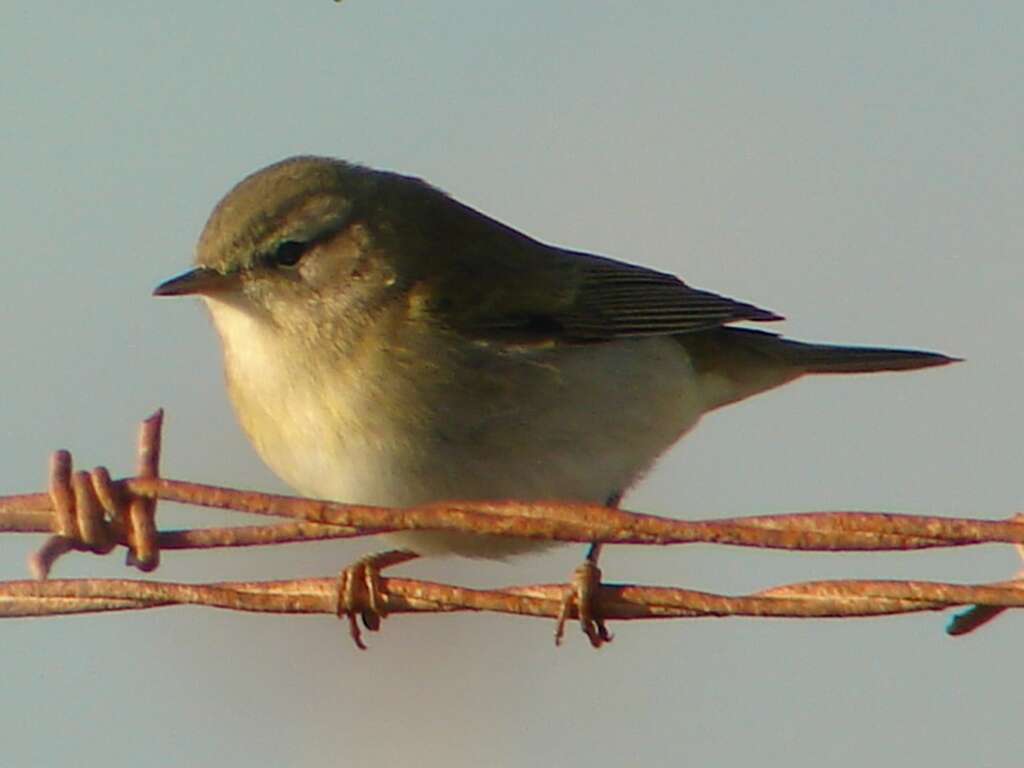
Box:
773;336;960;374
682;327;959;411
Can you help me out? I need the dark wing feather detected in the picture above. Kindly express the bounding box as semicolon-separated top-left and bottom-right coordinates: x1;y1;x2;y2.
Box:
399;189;781;343
554;253;781;340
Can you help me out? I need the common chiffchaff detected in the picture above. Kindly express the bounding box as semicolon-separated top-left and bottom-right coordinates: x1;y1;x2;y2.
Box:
155;156;955;559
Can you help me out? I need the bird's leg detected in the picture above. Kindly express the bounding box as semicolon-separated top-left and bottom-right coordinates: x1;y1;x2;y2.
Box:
337;549;419;650
554;492;621;648
555;542;612;648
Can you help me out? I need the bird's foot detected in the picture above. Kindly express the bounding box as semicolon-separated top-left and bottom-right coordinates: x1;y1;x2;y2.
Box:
555;543;613;648
337;549;418;650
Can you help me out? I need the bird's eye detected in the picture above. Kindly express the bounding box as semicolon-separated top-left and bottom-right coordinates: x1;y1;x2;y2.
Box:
269;240;308;268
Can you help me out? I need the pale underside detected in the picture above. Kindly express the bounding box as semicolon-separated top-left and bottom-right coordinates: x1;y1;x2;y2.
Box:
204;294;738;557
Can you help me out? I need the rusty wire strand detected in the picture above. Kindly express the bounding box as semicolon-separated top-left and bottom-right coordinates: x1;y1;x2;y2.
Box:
2;575;1023;626
0;410;1021;638
6;476;1024;553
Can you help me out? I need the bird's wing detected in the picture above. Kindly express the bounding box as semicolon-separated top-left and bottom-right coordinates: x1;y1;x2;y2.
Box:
420;243;782;344
551;252;782;340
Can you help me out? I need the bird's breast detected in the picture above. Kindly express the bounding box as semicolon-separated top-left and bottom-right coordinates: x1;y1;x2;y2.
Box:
206;297;711;516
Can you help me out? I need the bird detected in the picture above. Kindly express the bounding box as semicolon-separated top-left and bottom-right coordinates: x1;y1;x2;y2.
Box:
154;155;957;645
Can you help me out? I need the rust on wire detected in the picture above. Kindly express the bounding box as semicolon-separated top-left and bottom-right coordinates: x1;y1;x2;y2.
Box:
2;576;1024;626
1;410;1022;642
7;478;1024;554
125;409;163;571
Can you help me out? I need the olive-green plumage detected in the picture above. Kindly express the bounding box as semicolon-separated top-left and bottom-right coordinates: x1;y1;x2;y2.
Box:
155;156;956;558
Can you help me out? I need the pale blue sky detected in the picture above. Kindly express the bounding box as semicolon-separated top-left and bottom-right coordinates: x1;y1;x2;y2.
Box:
3;4;1022;767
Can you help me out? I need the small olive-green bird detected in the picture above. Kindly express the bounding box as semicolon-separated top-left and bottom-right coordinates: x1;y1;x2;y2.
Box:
155;156;956;559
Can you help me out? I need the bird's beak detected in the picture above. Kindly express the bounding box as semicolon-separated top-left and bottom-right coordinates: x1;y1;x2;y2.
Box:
153;266;239;297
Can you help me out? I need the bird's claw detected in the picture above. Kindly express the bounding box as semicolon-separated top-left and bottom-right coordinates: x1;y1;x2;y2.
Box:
338;555;390;650
555;547;613;648
336;549;419;649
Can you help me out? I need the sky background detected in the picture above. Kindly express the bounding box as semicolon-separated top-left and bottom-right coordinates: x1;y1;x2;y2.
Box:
3;3;1022;766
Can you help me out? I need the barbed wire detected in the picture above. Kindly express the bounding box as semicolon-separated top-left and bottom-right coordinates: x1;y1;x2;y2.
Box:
0;410;1019;644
